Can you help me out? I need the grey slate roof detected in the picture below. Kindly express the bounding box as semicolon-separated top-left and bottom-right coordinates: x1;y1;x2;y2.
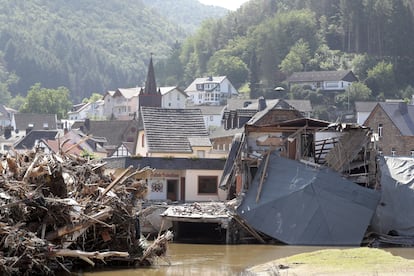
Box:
14;130;60;150
354;101;379;113
286;70;358;83
14;113;57;131
71;120;137;146
104;156;225;170
379;102;414;136
140;107;210;153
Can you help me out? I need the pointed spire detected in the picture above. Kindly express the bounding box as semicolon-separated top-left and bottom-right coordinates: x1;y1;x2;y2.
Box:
139;54;162;109
144;54;157;95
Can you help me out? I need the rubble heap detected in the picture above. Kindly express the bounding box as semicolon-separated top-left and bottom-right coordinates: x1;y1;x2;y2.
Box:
0;149;172;275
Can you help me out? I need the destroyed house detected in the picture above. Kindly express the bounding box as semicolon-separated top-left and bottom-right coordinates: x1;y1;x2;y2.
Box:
219;102;380;245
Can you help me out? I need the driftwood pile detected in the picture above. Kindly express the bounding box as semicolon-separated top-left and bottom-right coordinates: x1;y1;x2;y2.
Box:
0;149;173;275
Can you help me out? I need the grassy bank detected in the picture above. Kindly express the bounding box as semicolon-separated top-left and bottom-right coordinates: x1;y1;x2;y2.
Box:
245;247;414;275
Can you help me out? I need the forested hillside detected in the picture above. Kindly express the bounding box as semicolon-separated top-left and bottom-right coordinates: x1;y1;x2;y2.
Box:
157;0;414;114
0;0;226;103
142;0;228;33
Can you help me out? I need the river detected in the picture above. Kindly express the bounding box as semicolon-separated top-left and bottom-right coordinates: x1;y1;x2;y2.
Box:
80;243;414;276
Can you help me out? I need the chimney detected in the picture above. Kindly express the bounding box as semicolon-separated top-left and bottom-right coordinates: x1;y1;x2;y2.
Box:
258;96;267;111
85;118;90;131
26;124;34;135
4;126;11;139
399;102;408;115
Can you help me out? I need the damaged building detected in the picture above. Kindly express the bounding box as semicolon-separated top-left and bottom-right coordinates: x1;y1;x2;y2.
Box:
219;98;382;245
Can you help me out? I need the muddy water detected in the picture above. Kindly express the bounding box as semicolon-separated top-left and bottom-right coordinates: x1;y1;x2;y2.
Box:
80;244;414;276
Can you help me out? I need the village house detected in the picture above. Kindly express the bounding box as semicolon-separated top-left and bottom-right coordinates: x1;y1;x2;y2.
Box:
223;97;312;130
364;101;414;157
13;130;61;153
11;113;58;132
135;106;225;159
68;100;105;121
71;119;139;156
184;76;238;106
286;70;358;92
196;105;225;130
101;57;187;120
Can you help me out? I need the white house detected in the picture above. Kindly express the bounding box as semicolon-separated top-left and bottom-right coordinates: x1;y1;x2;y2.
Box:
184;76;238;106
196;105;225;130
102;86;188;120
68;100;105;121
160;86;188;109
286;70;358;92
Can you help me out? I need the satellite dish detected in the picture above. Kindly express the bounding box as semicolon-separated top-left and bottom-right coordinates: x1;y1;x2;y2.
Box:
274;87;285;91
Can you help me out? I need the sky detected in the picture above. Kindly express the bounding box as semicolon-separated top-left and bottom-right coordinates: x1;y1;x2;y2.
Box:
198;0;250;11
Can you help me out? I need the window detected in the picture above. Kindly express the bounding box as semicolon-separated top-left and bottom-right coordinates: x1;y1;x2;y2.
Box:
410;150;414;157
210;115;214;121
378;147;383;156
391;148;396;156
378;123;383;137
197;150;205;158
141;134;145;147
198;176;218;194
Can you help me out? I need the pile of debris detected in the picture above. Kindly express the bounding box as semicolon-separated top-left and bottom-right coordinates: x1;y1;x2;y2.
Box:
0;149;172;275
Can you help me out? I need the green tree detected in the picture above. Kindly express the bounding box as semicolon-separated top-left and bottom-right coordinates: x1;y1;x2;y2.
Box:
207;51;248;89
82;92;103;103
20;83;72;119
280;39;311;75
335;82;372;110
365;61;395;99
8;95;25;110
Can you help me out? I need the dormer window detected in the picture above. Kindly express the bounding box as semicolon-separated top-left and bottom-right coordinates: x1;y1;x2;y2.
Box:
196;84;203;91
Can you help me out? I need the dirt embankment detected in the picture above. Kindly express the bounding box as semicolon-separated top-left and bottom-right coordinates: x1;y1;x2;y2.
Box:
246;247;414;276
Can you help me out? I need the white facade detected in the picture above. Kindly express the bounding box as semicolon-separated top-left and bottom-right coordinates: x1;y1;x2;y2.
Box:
185;76;238;106
160;87;188;109
68;100;104;121
146;169;226;202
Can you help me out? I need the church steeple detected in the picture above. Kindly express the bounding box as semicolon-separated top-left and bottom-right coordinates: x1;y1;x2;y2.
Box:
143;54;158;95
139;54;162;109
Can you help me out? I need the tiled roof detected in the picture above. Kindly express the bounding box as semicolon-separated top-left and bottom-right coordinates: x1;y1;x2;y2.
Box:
140;107;210;153
71;120;138;146
14;113;58;131
285;100;313;112
379;102;414;136
197;105;225;115
355;101;379;112
286;70;358;82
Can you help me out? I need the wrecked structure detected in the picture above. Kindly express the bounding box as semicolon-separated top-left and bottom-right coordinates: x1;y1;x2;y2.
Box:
220;102;383;245
0;149;172;275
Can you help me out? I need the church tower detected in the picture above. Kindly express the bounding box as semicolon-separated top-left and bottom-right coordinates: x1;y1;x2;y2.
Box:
139;55;162;109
